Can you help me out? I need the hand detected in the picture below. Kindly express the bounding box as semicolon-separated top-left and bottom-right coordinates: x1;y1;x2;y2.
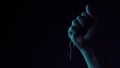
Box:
68;5;97;49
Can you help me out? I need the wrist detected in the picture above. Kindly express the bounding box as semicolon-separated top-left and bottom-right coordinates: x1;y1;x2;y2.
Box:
79;47;100;68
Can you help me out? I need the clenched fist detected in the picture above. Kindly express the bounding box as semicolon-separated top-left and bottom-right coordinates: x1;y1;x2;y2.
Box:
68;5;97;49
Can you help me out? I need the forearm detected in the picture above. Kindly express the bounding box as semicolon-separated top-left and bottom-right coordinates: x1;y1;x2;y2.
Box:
79;47;100;68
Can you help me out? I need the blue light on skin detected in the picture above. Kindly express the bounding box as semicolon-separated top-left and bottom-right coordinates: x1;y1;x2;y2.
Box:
68;5;100;68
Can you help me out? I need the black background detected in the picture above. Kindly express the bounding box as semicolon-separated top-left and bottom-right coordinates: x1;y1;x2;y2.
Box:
9;0;87;68
5;0;120;68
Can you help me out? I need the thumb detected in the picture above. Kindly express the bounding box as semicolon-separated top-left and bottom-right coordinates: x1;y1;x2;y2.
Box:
85;5;95;18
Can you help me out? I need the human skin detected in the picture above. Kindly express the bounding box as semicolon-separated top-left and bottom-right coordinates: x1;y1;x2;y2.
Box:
68;5;100;68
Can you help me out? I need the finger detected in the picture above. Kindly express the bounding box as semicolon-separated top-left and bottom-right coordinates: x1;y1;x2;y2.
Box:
68;26;73;37
85;5;95;18
76;15;86;27
81;12;88;18
81;12;91;19
68;26;77;37
68;26;83;38
81;11;95;26
72;19;81;28
67;26;78;46
68;26;75;39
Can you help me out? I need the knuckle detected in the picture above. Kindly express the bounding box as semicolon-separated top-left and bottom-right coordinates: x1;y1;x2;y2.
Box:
76;15;86;26
67;26;76;37
81;12;86;16
72;19;80;27
81;12;90;19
